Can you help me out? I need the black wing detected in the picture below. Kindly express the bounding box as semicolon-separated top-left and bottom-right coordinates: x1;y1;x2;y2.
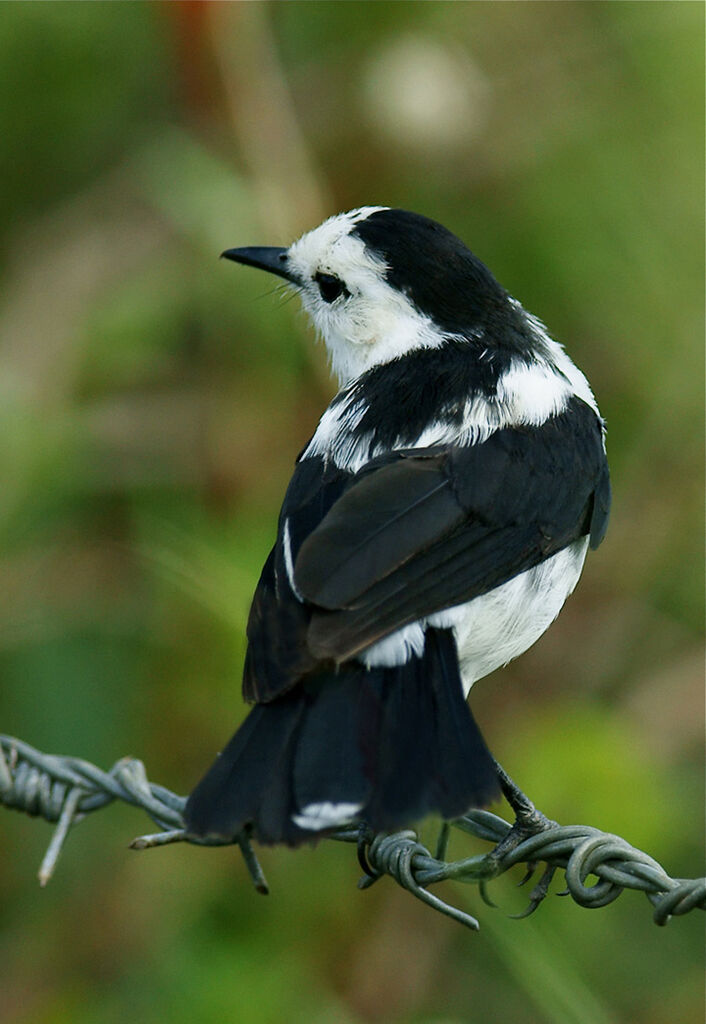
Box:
244;396;610;701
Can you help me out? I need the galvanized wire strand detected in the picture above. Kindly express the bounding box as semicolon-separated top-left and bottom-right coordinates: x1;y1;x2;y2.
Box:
2;733;704;928
0;733;268;892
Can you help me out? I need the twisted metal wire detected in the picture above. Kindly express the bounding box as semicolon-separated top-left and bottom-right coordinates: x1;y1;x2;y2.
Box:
2;733;703;929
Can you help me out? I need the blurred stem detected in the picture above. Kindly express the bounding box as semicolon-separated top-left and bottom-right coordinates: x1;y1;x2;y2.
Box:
477;907;615;1024
209;1;331;239
208;0;334;393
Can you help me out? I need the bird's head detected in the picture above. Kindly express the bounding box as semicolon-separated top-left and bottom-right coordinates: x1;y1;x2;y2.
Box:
223;207;516;384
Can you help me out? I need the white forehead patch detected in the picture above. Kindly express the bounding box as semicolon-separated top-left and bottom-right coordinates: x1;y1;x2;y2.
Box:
287;207;390;294
288;206;388;272
286;206;451;384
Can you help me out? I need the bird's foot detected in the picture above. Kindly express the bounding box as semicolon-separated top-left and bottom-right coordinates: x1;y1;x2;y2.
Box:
461;760;560;914
488;758;558;865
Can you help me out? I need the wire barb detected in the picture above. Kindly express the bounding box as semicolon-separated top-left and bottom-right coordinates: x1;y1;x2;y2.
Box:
2;734;703;931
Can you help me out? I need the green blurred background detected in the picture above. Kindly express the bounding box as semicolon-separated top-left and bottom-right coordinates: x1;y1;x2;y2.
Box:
0;3;703;1022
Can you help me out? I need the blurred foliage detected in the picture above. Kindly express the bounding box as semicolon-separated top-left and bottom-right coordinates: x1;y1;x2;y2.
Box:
0;3;703;1023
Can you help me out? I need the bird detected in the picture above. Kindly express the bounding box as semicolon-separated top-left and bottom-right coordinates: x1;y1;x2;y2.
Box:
184;206;610;849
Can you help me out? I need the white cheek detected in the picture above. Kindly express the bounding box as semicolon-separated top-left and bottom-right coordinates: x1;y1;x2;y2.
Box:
342;300;394;348
311;292;448;384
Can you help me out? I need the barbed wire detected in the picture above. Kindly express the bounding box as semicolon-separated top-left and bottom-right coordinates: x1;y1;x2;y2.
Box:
2;733;703;932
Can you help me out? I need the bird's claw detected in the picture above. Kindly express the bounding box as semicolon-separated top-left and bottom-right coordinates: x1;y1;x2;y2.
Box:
356;822;378;884
510;864;558;918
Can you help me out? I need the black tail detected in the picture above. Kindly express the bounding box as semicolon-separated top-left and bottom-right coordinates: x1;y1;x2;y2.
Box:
184;629;500;846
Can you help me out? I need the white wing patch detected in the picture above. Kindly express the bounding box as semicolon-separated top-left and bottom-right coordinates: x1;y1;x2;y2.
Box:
511;299;600;418
292;801;362;831
282;518;303;600
303;355;574;473
497;359;569;425
358;621;426;668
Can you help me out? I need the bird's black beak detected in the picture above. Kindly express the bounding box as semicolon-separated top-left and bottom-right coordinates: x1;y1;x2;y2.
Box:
221;246;297;284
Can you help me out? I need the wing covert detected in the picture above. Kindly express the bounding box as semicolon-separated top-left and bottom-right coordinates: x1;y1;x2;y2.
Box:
298;397;609;661
245;396;610;697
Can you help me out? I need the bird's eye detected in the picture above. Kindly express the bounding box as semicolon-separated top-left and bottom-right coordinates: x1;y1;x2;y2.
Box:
315;272;348;303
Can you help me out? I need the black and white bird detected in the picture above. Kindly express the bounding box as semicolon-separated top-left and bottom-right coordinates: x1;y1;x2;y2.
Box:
184;207;610;847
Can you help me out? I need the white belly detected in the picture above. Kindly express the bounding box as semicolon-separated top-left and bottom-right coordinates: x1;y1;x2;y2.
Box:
359;538;589;690
437;538;589;695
